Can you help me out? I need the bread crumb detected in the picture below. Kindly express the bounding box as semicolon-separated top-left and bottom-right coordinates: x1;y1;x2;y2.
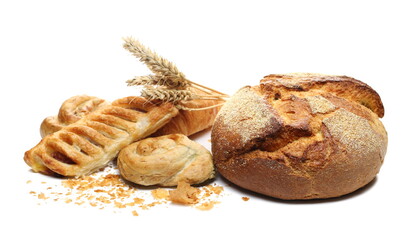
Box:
37;193;47;200
132;210;139;216
208;185;224;195
242;197;250;201
151;189;170;200
196;200;220;210
169;181;200;205
27;163;225;214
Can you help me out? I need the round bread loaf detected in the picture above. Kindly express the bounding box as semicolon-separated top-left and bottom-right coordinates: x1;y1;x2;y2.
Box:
211;73;388;200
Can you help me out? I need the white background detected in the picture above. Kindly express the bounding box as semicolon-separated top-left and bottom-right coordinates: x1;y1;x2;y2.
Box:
1;0;410;239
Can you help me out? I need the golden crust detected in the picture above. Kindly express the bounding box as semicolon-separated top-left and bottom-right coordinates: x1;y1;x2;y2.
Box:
118;134;214;187
40;95;109;137
25;97;179;177
211;73;388;200
153;88;222;136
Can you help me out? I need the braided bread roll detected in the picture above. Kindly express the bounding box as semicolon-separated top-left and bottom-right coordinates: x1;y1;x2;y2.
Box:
40;95;109;137
24;97;179;176
118;134;214;186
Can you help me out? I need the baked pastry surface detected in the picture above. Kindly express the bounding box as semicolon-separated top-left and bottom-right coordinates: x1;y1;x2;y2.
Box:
25;97;178;176
118;134;214;186
152;88;222;136
40;95;109;137
211;73;388;200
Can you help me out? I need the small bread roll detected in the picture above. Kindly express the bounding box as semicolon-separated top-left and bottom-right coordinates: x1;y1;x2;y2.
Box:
118;134;214;187
211;73;388;200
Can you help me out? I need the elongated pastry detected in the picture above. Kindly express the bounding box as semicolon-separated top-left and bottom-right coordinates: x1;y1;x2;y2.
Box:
40;95;109;137
40;91;221;138
118;134;214;186
151;89;222;137
24;97;178;176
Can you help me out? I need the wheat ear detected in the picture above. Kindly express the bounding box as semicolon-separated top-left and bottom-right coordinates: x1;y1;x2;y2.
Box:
123;37;187;81
123;36;229;110
126;75;189;89
123;37;229;97
141;87;227;102
141;88;195;102
141;88;226;111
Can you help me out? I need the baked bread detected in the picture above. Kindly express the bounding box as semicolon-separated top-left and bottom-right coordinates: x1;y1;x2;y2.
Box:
211;73;388;200
24;97;179;176
151;91;222;137
118;134;214;186
40;95;110;137
40;92;221;138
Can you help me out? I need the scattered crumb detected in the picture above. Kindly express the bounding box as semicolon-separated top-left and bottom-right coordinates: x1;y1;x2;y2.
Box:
242;197;250;201
37;193;48;200
196;200;220;210
26;180;32;184
27;163;225;215
169;181;200;205
207;185;224;195
151;188;170;200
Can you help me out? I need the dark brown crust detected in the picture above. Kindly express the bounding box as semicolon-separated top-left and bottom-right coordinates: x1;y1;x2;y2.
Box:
211;73;387;200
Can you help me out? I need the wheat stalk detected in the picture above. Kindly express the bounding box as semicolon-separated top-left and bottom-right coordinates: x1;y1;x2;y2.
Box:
175;102;226;111
123;37;230;96
123;36;229;110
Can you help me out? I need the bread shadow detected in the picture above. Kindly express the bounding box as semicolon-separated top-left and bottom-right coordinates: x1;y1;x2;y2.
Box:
119;172;217;190
219;174;379;204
